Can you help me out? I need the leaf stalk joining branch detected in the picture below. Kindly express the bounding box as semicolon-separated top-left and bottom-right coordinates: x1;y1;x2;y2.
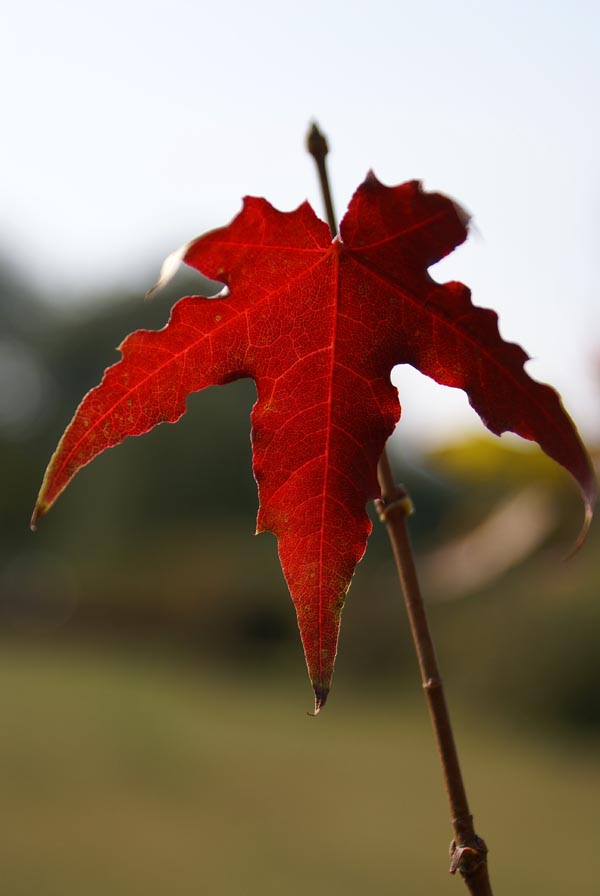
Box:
307;122;494;895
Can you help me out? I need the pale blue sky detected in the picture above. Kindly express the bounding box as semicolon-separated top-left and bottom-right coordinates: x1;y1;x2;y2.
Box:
3;0;599;445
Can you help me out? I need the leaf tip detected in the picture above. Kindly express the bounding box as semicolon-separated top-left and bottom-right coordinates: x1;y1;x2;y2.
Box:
30;503;44;532
363;169;386;192
450;197;471;232
146;241;191;300
308;684;329;716
569;482;598;557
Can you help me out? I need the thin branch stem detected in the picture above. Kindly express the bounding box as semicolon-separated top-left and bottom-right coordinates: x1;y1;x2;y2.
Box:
376;458;492;895
306;123;338;237
306;122;493;895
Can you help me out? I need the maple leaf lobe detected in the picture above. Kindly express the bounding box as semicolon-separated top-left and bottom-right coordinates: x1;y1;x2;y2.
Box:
32;173;596;707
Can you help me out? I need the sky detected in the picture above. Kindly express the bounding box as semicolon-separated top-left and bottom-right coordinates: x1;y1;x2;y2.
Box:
3;0;600;447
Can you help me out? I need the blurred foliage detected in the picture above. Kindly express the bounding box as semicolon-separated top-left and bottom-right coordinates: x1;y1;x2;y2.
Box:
1;642;599;894
1;258;599;738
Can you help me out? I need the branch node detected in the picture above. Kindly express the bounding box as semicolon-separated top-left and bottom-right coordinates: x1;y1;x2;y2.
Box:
449;834;488;877
374;492;414;522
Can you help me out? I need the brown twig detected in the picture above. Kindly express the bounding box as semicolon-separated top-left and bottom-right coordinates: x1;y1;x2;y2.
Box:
306;123;338;236
307;122;493;894
376;455;493;894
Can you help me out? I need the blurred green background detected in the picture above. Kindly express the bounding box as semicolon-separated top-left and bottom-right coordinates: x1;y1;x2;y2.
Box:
1;259;599;893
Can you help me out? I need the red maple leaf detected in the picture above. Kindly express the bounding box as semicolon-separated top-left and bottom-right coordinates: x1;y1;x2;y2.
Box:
32;174;596;711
